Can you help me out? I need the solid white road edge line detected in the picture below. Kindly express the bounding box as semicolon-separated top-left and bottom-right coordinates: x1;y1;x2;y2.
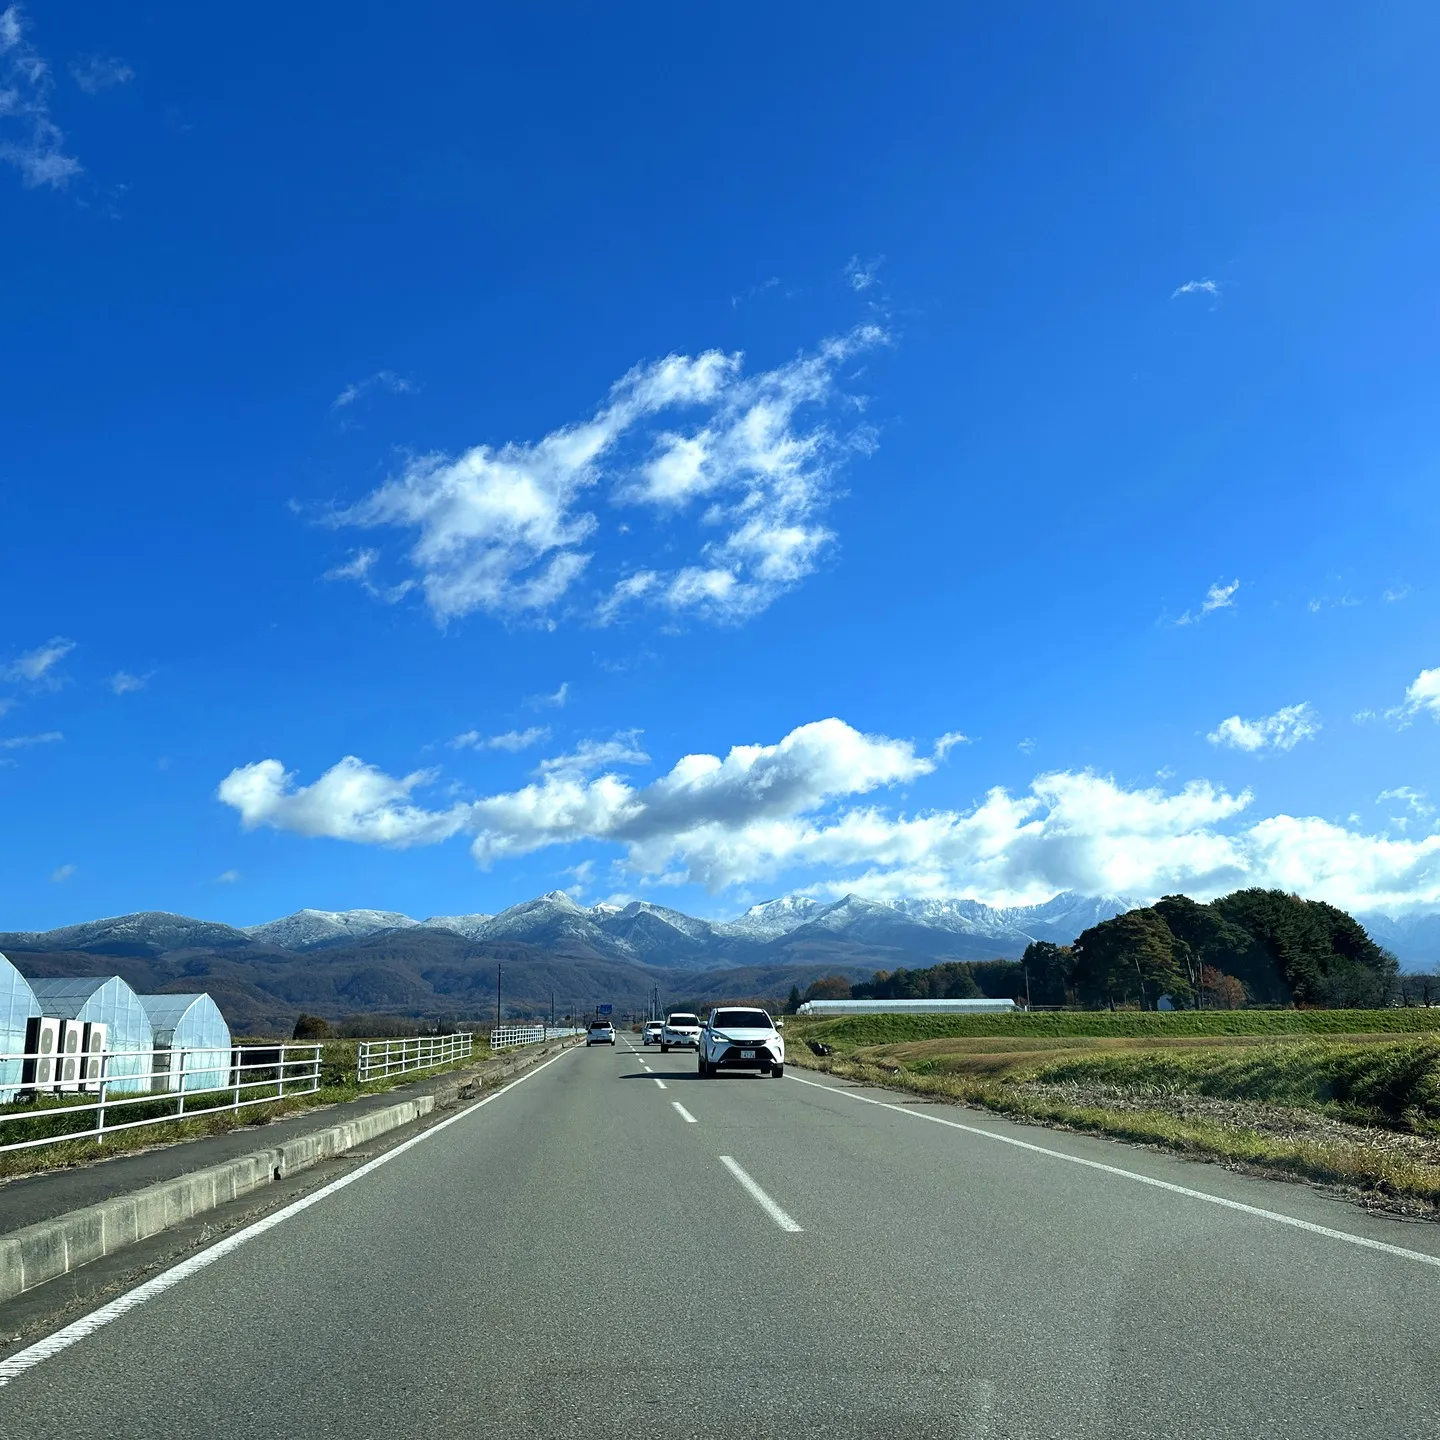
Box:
787;1073;1440;1271
0;1044;581;1388
719;1155;804;1233
652;1078;668;1089
672;1101;697;1123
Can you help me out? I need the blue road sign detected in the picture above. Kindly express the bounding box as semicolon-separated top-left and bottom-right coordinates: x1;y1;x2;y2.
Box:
597;1003;613;1015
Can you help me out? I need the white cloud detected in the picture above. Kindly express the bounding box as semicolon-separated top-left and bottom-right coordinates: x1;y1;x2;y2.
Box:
217;756;472;847
1017;738;1036;755
217;716;1440;911
332;370;414;411
215;868;242;884
1171;278;1222;302
1389;666;1440;726
49;863;75;882
844;255;883;291
2;635;74;684
329;327;885;626
933;731;970;760
1176;579;1239;626
1377;787;1432;817
109;670;148;695
527;682;569;710
70;54;133;94
0;729;62;748
0;6;81;187
534;732;649;778
1383;586;1410;603
450;725;550;752
1207;702;1320;753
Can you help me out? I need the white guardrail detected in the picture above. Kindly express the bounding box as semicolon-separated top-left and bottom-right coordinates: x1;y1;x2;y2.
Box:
489;1024;582;1049
0;1043;322;1155
490;1024;545;1049
355;1032;474;1082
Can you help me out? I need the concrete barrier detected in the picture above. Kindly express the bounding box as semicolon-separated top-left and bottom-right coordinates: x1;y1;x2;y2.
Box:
0;1093;436;1303
0;1036;578;1304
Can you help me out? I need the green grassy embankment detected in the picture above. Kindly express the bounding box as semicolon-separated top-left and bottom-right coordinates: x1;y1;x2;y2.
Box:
0;1038;553;1181
786;1010;1440;1210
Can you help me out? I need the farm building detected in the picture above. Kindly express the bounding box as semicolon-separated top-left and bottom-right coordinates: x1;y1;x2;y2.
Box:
28;976;156;1094
0;952;42;1102
138;993;232;1092
795;998;1018;1017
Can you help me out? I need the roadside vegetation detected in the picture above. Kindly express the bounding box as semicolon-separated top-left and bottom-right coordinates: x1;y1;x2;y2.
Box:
787;1011;1440;1213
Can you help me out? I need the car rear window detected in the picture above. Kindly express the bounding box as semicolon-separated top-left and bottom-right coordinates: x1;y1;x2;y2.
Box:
667;1014;698;1026
711;1010;772;1030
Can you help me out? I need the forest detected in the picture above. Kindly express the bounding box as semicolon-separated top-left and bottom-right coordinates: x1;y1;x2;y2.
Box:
791;889;1406;1011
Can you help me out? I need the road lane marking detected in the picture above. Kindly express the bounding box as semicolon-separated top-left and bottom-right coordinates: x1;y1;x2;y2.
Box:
671;1101;697;1123
787;1073;1440;1271
719;1155;803;1233
652;1078;668;1090
0;1044;582;1388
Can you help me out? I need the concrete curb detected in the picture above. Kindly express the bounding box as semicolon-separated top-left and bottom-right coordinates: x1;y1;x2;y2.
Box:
0;1040;575;1303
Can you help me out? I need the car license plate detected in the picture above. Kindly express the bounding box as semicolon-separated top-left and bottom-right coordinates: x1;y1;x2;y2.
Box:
741;1049;755;1059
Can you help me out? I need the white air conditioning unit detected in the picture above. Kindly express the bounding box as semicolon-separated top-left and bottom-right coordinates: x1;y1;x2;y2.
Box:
80;1021;107;1092
58;1019;85;1092
23;1016;60;1092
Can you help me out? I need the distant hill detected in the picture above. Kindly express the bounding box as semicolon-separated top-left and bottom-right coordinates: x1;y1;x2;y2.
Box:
4;887;1427;1034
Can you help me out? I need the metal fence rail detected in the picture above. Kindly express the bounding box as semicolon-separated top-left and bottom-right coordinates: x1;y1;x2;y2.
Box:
356;1033;474;1083
0;1043;323;1155
491;1024;546;1050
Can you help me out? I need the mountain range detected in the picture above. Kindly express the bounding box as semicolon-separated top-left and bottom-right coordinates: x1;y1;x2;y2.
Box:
3;890;1433;1035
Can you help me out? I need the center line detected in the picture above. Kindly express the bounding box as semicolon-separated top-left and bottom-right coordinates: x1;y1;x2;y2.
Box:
719;1155;803;1233
672;1101;696;1123
652;1077;668;1089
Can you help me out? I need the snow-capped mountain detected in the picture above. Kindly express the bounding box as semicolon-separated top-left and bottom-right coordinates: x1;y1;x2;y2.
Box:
243;908;421;950
718;895;827;941
1;891;1141;966
1357;912;1440;968
1;911;254;956
421;912;494;940
8;892;1437;971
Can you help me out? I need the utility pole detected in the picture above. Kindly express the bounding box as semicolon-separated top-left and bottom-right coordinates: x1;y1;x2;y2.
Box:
496;963;503;1029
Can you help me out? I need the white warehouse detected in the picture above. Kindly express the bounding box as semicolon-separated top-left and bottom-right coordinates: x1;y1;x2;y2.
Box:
796;998;1018;1016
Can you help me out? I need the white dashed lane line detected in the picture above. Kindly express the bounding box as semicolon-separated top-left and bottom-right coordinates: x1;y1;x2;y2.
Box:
672;1102;697;1124
652;1078;667;1089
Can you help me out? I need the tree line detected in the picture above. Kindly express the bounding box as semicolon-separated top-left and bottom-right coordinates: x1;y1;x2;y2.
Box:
788;888;1405;1011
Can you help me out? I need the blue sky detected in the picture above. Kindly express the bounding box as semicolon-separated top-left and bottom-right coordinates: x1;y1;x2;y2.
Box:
3;1;1439;930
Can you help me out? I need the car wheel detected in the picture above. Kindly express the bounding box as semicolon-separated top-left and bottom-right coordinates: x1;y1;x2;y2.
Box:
771;1063;784;1078
661;1043;669;1053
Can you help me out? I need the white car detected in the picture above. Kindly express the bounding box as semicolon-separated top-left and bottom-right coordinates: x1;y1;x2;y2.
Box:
586;1020;616;1046
642;1021;664;1045
659;1012;701;1052
698;1007;784;1078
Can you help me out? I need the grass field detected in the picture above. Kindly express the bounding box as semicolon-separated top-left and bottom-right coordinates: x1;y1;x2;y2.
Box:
787;1009;1440;1211
791;1008;1440;1048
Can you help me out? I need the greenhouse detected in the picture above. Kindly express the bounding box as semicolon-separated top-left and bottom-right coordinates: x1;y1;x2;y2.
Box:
0;952;42;1102
28;976;155;1094
138;992;232;1092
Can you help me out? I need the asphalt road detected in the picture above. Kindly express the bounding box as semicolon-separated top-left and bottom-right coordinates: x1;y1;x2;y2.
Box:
3;1036;1439;1439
